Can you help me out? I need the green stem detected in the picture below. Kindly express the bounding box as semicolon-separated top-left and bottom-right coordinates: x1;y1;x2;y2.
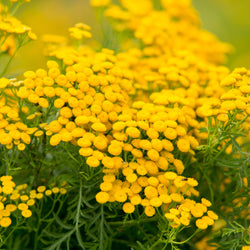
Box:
0;43;21;77
10;2;22;16
171;229;201;245
99;204;104;250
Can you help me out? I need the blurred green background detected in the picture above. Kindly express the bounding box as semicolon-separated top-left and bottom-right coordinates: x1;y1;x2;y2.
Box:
9;0;250;75
193;0;250;69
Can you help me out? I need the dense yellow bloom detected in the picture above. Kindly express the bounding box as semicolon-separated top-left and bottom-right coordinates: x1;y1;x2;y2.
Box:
0;0;247;242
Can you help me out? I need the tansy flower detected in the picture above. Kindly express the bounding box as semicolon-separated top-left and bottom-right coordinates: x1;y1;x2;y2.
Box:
207;210;218;220
45;190;52;196
108;143;122;156
18;203;28;211
0;217;12;227
86;156;100;167
21;209;32;218
145;205;155;217
196;218;208;230
52;187;60;194
144;186;158;199
92;122;107;132
147;149;159;161
126;127;141;138
149;197;162;207
96;191;109;204
114;190;127;202
122;202;135;213
177;138;190;153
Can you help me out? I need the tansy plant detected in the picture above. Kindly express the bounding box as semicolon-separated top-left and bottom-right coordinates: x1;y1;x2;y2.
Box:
0;0;249;249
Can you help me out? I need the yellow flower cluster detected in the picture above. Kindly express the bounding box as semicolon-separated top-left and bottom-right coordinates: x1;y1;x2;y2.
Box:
196;67;250;151
1;37;221;232
3;0;249;232
69;23;92;40
104;0;232;64
0;79;42;150
0;176;67;228
97;170;218;229
0;2;36;56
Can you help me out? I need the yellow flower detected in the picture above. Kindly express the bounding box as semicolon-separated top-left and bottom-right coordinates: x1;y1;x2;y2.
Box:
147;149;159;161
27;199;35;206
2;186;13;195
146;128;159;139
37;186;46;193
60;107;72;118
196;218;208;230
39;98;49;108
145;205;155;217
45;190;52;196
201;198;212;207
164;172;177;180
148;177;159;187
130;194;141;205
144;186;158;199
170;193;183;202
18;203;28;211
10;193;20;200
239;85;250;94
21;209;32;218
165;213;175;220
207;210;218;220
100;182;113;192
149;197;162;207
60;188;67;194
92;122;107;132
17;143;26;151
242;246;250;250
180;216;190;226
54;98;65;109
126;127;141;138
173;159;185;174
49;120;62;133
114;190;127;202
52;187;60;194
187;178;198;187
202;216;214;226
86;156;100;167
159;194;172;203
191;205;204;218
0;78;10;88
96;191;109;204
122;202;135;214
126;173;137;183
1;210;10;217
36;193;44;199
50;134;62;146
93;136;108;150
220;76;236;87
151;139;163;152
20;195;29;201
177;138;190;153
108;143;122;156
221;101;236;111
164;128;177;140
0;217;12;227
